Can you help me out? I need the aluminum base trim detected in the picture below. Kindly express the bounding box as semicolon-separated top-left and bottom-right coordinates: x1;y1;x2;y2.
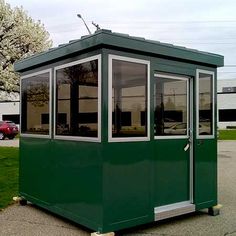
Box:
154;201;195;221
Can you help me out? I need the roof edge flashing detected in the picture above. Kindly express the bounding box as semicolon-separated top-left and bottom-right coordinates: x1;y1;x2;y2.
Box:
15;30;224;72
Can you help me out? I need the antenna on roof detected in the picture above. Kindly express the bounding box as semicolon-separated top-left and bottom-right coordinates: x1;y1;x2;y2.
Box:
77;14;92;35
92;21;101;31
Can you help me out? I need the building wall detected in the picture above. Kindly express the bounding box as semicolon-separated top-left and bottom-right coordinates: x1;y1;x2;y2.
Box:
0;101;20;125
217;79;236;129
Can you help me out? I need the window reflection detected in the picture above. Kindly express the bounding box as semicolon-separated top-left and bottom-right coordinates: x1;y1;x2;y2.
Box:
55;59;98;138
112;59;148;138
21;72;50;135
198;73;213;135
154;75;188;136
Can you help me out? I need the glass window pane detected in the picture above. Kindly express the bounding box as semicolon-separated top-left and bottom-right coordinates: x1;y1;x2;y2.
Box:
112;59;148;138
154;75;188;136
21;72;50;135
56;59;98;138
198;73;213;135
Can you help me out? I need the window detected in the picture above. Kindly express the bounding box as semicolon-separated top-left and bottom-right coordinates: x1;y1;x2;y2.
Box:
196;70;214;138
55;55;101;141
109;55;150;141
2;114;20;125
222;87;236;93
21;70;51;136
219;109;236;122
41;114;49;124
154;73;189;138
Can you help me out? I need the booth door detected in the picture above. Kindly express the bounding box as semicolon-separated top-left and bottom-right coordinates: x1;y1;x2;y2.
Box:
194;70;217;208
153;73;194;220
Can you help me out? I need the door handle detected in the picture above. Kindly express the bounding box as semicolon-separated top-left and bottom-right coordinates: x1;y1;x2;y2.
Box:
184;143;190;151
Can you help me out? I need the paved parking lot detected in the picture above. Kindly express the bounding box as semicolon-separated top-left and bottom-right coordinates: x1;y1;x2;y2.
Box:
0;141;235;235
0;139;19;147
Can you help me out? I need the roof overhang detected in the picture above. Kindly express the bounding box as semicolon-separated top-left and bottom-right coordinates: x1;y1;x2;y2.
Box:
15;29;224;72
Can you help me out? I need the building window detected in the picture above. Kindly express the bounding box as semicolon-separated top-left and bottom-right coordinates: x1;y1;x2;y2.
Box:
41;114;49;124
109;55;150;141
21;70;51;136
222;87;236;93
55;55;101;141
196;70;214;138
219;109;236;122
154;73;189;138
2;114;20;125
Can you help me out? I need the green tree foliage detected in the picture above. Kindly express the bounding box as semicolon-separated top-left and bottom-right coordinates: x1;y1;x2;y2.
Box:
0;0;52;92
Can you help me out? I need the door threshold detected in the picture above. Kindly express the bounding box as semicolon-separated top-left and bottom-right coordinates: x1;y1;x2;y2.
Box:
154;201;195;221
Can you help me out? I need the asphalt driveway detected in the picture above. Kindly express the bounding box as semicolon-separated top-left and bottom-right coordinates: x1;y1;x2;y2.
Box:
0;139;19;147
0;140;235;236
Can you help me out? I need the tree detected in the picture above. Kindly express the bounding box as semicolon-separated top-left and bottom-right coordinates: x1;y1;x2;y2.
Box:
0;0;52;93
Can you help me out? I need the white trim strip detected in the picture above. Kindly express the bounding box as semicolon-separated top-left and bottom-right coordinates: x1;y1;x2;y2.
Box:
189;77;194;203
154;201;195;221
155;136;188;140
154;73;189;81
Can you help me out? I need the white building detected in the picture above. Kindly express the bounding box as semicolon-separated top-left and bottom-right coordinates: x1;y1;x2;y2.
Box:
217;79;236;129
0;91;20;125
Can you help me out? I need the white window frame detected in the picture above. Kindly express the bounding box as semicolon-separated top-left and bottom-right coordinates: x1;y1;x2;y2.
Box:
154;73;190;140
108;54;150;142
20;69;52;139
196;69;215;139
54;54;101;142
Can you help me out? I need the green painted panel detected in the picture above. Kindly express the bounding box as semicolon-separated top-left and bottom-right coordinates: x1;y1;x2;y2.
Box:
19;138;103;231
19;138;54;202
102;141;153;232
153;139;190;207
194;139;217;209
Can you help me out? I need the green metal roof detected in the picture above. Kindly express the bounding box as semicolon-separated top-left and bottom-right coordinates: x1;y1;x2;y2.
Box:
15;29;224;72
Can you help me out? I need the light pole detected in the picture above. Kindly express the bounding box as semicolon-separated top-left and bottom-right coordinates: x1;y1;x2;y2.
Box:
77;14;92;35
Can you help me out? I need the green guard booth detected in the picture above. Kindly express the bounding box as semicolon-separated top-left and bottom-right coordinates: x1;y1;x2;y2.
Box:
15;30;224;235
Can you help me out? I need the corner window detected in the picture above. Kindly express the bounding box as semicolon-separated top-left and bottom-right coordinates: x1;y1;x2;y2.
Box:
108;55;150;142
196;70;214;138
21;70;51;137
54;55;101;142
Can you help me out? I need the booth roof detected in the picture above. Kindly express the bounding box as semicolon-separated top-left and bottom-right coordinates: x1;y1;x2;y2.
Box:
15;29;224;72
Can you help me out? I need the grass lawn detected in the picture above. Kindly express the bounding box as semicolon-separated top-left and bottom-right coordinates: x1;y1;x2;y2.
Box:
218;129;236;140
0;147;19;209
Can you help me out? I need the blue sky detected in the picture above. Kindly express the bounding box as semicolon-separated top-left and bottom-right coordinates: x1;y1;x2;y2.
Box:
5;0;236;79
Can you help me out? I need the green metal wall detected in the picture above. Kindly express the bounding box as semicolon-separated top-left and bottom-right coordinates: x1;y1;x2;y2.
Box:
19;138;103;231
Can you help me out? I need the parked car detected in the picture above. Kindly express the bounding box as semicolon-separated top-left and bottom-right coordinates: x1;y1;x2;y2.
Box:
164;122;210;135
164;123;187;135
0;121;19;140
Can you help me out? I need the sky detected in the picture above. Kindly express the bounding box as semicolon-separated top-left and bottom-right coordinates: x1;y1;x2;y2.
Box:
5;0;236;80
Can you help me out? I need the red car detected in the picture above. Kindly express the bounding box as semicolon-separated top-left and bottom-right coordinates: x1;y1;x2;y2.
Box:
0;121;19;140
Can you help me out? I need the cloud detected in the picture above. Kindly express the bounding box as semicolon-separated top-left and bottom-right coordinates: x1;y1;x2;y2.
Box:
6;0;236;79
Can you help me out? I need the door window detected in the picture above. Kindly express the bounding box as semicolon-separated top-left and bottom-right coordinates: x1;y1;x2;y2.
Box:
196;70;214;138
154;73;189;138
